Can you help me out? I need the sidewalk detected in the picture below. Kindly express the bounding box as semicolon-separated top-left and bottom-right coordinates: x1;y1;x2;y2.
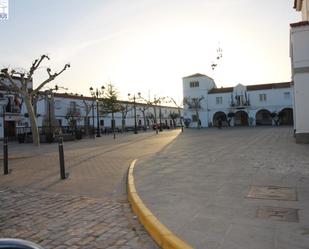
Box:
0;129;180;249
134;127;309;249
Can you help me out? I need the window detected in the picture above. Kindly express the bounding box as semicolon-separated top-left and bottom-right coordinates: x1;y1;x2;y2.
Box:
259;94;267;102
216;97;223;105
189;81;199;88
284;92;290;99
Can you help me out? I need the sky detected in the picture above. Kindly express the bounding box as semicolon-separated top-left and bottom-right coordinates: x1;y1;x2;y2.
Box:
0;0;301;103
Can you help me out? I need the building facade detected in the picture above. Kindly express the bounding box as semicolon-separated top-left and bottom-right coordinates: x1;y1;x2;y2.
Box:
183;74;293;128
0;75;182;140
291;0;309;143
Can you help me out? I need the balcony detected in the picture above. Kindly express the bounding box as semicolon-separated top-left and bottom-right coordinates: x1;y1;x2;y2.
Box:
230;94;250;108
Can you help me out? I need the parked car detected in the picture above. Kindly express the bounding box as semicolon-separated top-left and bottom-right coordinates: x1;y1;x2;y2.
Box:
0;239;43;249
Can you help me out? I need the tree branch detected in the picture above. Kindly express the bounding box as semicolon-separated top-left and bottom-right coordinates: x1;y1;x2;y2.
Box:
0;68;22;94
31;63;70;96
28;54;50;79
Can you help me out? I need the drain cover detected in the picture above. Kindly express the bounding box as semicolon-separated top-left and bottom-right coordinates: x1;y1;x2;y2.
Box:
247;186;297;201
256;206;299;222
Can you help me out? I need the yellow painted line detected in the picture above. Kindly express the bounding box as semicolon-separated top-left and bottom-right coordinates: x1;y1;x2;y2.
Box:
128;159;193;249
0;155;34;160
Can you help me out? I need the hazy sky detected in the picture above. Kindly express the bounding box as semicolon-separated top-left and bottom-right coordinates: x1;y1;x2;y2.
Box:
0;0;300;102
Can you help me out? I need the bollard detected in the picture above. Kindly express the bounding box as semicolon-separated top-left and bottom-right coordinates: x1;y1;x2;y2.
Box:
3;137;8;175
58;136;66;179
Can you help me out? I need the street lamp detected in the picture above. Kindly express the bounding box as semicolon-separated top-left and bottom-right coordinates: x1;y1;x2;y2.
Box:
47;91;52;134
128;92;141;134
90;86;105;137
91;99;95;138
158;99;163;132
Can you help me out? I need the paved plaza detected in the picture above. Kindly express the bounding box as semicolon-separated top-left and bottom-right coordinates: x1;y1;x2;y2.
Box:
0;130;180;249
135;127;309;249
1;127;309;249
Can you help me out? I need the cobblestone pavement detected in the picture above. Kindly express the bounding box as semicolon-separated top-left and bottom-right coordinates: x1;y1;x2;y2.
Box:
0;188;154;249
0;130;180;249
135;127;309;249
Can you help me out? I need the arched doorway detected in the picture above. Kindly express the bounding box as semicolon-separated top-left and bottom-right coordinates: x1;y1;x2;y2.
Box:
235;111;248;126
256;109;272;126
213;112;227;127
279;108;293;125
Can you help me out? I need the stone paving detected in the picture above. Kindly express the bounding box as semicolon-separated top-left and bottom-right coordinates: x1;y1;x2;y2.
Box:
135;127;309;249
0;188;153;249
0;130;180;249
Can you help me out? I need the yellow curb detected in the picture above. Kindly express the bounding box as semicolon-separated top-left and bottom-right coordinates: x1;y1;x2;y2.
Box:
0;155;34;160
127;159;193;249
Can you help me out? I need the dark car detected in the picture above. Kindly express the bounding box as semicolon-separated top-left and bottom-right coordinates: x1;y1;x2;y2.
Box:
0;239;43;249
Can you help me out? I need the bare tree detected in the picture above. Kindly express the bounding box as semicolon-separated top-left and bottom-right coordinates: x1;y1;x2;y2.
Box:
119;102;132;133
183;96;204;129
139;104;150;130
77;100;92;135
0;55;70;146
168;97;184;132
169;112;180;128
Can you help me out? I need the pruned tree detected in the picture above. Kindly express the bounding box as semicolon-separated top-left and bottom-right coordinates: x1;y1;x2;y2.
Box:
65;106;81;132
77;100;92;135
119;102;132;133
169;112;180;128
0;55;70;146
139;104;150;130
167;97;184;132
100;84;121;139
183;96;204;129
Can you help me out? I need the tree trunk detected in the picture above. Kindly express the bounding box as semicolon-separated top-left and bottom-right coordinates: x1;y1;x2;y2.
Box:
196;109;200;129
122;117;125;133
178;109;183;132
142;111;147;130
24;94;40;146
153;106;158;134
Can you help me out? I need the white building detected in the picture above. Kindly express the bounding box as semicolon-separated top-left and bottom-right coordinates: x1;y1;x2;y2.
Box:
183;73;293;128
0;76;182;140
182;73;216;128
291;0;309;143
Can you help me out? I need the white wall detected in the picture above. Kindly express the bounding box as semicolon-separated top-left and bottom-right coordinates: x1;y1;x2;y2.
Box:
207;87;292;126
294;73;309;132
183;75;216;127
248;88;292;111
290;23;309;142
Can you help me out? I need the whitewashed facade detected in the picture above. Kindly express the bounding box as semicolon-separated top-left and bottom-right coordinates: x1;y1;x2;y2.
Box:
0;83;182;139
183;74;293;128
291;0;309;143
182;73;216;128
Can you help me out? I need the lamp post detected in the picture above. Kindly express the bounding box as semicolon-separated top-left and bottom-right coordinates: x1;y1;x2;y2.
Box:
90;86;105;137
91;99;95;138
47;92;52;134
128;93;141;134
153;97;159;134
159;102;163;132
